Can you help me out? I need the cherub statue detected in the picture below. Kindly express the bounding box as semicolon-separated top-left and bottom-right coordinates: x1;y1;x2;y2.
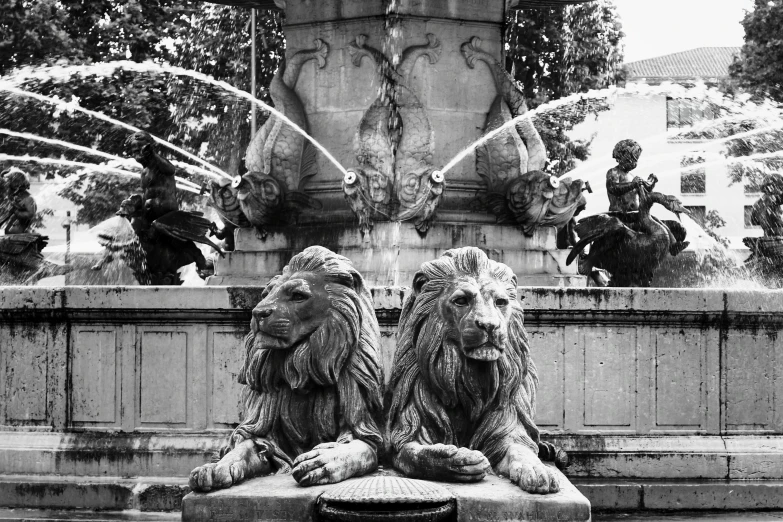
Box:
0;169;48;273
606;139;688;256
114;132;223;285
125;132;179;221
1;169;37;234
750;173;783;237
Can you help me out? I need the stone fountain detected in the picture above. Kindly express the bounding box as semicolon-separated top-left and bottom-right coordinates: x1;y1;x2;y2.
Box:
204;0;592;287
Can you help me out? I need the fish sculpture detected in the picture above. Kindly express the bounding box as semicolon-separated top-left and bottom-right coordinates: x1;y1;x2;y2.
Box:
345;34;443;235
243;39;328;235
201;178;250;251
464;36;589;238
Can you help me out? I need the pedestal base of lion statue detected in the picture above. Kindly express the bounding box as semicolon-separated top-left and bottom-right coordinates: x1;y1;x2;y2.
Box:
182;469;590;522
208;220;585;288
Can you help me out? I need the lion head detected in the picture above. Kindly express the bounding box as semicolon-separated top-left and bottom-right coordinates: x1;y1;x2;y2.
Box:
388;247;540;465
233;246;384;465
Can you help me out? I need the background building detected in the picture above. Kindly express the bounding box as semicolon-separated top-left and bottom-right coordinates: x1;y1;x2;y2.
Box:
572;46;760;252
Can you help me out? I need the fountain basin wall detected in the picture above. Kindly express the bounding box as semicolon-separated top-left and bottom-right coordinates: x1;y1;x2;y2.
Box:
2;286;783;509
0;287;783;478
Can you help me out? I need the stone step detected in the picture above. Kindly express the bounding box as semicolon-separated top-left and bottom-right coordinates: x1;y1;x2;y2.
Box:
0;509;181;521
0;432;222;479
574;479;783;511
0;475;189;512
596;512;783;521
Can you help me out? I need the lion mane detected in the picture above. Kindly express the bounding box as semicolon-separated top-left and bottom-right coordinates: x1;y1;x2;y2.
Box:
388;247;540;465
230;246;384;470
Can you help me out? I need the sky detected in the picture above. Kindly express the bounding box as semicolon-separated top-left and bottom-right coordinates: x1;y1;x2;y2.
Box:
612;0;755;63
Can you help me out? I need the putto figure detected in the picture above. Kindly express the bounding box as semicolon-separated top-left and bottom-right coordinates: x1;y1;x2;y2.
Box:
189;246;384;491
0;169;37;234
387;247;559;494
605;139;688;256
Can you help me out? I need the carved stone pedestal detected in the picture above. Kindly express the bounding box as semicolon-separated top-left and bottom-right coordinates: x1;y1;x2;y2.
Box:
182;468;591;522
208;220;586;287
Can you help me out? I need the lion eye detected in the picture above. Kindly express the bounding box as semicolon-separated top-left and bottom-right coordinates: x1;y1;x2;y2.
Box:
495;298;509;307
291;292;309;302
452;296;470;306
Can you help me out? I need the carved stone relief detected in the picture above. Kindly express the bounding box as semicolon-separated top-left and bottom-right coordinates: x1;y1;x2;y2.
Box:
343;34;444;235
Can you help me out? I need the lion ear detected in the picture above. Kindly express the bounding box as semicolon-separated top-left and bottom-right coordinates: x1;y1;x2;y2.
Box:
412;271;429;296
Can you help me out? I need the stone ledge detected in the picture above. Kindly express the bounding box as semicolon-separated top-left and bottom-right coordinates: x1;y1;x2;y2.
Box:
0;475;189;512
0;509;181;521
182;468;590;522
574;480;783;511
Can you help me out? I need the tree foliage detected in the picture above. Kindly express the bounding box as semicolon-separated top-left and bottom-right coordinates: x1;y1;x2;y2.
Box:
0;2;283;226
730;0;783;103
506;0;625;176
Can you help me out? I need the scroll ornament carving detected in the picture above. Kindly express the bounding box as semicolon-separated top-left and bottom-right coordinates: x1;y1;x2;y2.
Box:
343;34;444;236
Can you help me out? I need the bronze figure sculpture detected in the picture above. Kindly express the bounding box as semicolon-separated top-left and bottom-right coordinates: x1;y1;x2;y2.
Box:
189;246;384;492
387;247;560;494
0;169;48;271
116;132;223;285
744;173;783;284
567;158;690;287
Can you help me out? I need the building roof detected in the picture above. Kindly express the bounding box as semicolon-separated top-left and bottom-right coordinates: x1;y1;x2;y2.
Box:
625;47;741;81
206;0;592;9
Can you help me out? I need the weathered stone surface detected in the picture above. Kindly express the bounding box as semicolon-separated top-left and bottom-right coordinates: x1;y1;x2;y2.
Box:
214;222;580;286
0;475;189;511
182;469;590;522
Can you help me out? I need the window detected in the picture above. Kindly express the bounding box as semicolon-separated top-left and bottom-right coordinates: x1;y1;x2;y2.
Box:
667;98;720;129
681;171;706;194
745;206;760;228
685;206;706;226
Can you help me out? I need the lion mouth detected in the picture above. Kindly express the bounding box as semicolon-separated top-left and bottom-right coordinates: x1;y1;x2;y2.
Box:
465;343;502;361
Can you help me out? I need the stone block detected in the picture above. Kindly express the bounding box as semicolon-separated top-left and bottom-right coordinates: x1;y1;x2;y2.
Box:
642;482;783;510
182;469;590;522
572;481;643;511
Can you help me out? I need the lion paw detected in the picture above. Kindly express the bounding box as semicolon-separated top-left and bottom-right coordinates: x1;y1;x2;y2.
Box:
505;454;560;494
189;461;244;492
292;440;377;487
188;440;271;492
404;443;491;483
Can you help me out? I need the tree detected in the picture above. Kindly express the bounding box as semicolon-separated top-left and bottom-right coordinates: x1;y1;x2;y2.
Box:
730;0;783;103
0;2;283;226
169;6;284;175
505;0;625;176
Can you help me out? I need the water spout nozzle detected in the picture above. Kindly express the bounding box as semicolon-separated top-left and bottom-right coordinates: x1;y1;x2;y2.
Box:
584;181;593;194
548;176;560;189
231;175;243;189
431;170;445;184
344;170;358;185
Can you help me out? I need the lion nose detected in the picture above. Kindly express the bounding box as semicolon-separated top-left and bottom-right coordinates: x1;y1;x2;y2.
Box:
475;315;500;333
253;306;274;320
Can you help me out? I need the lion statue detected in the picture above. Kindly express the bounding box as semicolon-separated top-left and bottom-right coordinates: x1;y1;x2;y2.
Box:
189;246;385;491
387;247;559;494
